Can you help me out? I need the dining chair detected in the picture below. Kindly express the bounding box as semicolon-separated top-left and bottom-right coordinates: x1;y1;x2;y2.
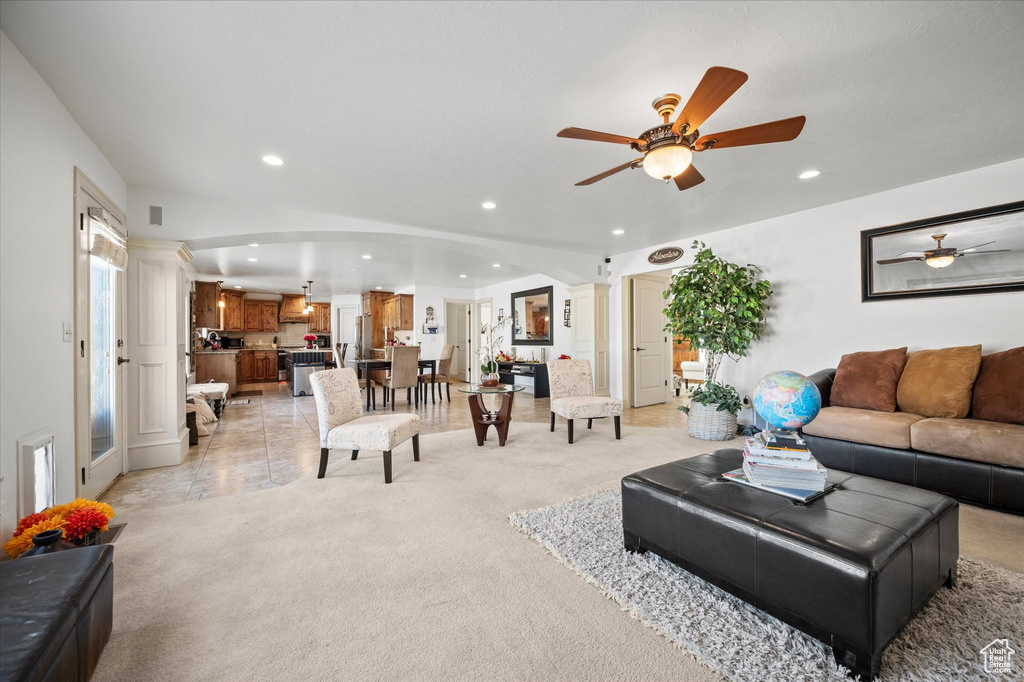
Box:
419;344;454;404
382;346;420;409
547;359;622;444
310;368;420;483
336;342;375;408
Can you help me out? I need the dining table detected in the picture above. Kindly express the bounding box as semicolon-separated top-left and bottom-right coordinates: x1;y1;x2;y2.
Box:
353;356;437;411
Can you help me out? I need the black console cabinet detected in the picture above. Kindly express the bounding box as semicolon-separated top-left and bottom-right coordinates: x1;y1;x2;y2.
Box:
498;361;549;399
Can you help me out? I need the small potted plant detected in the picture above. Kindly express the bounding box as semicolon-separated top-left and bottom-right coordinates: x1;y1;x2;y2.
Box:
4;499;115;559
478;317;510;386
663;241;773;440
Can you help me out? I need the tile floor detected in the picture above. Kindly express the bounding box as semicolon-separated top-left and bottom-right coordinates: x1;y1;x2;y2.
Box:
101;380;691;513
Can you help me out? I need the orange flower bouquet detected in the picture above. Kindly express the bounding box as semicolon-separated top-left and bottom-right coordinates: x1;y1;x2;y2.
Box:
4;499;115;559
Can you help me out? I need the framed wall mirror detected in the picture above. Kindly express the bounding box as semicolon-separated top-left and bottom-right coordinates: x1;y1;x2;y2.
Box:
511;286;553;346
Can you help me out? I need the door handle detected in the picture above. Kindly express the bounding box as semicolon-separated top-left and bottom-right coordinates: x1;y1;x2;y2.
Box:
632;347;646;352
117;356;131;365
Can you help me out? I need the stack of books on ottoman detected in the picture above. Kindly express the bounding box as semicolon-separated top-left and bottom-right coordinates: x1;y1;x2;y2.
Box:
722;430;833;502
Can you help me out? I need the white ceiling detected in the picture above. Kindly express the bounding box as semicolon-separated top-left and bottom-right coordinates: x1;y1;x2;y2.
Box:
2;1;1023;288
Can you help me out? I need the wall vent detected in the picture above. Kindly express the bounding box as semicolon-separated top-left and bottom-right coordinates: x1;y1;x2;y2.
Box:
149;205;163;226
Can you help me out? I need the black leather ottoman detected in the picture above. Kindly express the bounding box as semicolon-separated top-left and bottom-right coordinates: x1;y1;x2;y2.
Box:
0;545;114;682
621;450;959;680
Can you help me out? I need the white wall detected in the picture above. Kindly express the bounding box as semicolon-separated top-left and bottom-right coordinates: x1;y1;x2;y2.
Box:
0;32;127;537
473;274;573;361
406;285;476;357
608;159;1024;401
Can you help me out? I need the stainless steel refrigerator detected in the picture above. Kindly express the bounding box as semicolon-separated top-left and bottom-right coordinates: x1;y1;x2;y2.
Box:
354;315;373;358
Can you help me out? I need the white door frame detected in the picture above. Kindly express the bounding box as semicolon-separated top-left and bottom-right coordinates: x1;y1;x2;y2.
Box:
444;298;476;383
620;271;673;409
73;168;128;497
334;304;358;362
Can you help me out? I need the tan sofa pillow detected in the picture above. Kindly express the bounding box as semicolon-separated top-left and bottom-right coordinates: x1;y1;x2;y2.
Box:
970;346;1024;425
897;345;982;418
830;347;907;412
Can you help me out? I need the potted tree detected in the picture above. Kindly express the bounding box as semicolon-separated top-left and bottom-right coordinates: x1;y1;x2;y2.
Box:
663;241;773;440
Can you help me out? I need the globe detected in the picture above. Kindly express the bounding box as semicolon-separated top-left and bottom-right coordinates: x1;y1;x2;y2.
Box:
752;371;821;430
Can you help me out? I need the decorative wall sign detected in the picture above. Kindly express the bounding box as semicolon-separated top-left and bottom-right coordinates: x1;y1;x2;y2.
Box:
861;201;1024;301
563;299;571;327
648;246;684;265
424;306;435;323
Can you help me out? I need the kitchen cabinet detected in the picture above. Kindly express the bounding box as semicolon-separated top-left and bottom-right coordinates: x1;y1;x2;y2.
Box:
308;302;331;333
244;299;280;332
261;301;279;332
254;350;277;381
221;291;244;332
383;294;413;331
237;350;255;383
280;294;308;323
195;281;222;329
196;352;239;397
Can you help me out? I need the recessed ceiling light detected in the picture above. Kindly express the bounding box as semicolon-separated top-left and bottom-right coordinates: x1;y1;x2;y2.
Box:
492;263;501;268
612;229;625;235
247;257;258;262
262;155;284;166
459;274;467;278
799;170;821;179
349;267;357;271
234;285;242;289
362;254;372;260
482;201;497;210
375;286;383;290
249;243;259;247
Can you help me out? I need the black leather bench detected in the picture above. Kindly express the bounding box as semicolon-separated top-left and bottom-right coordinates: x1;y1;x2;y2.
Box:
0;545;114;682
622;450;958;680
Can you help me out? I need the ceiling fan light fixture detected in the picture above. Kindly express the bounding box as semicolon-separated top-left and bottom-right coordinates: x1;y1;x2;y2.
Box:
643;145;692;182
925;255;955;268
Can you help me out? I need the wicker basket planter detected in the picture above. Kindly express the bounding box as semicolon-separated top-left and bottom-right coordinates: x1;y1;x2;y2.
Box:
686;401;737;441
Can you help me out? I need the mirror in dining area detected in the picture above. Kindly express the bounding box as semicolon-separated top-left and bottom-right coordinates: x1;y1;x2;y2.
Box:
510;286;553;345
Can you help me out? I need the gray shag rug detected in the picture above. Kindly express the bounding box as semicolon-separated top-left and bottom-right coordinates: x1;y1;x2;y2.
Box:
509;490;1024;681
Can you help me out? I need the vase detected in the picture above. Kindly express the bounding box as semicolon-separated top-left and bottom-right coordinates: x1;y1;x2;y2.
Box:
306;342;314;349
686;401;738;441
20;529;77;558
480;372;500;387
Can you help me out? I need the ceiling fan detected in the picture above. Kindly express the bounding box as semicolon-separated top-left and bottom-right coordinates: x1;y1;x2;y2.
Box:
876;234;1012;269
557;66;806;191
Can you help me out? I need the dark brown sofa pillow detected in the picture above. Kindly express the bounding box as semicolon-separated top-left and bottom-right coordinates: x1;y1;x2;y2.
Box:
970;346;1024;425
897;345;982;418
830;347;908;412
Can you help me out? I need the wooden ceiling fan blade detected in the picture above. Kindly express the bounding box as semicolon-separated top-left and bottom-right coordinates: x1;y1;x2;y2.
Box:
575;159;642;186
961;249;1012;255
892;250;928;258
875;256;924;265
957;241;996;252
672;67;748;135
673;164;705;191
558;127;642;146
696;116;807;150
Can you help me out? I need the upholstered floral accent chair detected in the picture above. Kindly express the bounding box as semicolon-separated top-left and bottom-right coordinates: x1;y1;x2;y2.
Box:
547;359;622;444
310;368;420;483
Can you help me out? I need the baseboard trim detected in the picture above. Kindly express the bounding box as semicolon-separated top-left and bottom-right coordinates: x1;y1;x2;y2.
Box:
128;432;188;470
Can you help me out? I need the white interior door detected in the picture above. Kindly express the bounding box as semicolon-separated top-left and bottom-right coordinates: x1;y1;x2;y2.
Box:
75;172;127;498
336;305;357;361
631;276;669;408
456;304;471;381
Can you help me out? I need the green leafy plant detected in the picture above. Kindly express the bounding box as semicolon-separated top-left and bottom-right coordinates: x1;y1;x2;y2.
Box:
664;240;773;414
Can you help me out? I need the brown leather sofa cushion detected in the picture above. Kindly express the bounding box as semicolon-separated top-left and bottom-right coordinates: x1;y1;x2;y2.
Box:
970;346;1024;425
896;345;982;418
830;347;907;412
802;406;925;449
911;417;1024;468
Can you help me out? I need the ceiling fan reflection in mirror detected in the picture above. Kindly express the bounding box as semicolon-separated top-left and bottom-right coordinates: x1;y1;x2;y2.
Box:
875;233;1013;269
557;66;806;191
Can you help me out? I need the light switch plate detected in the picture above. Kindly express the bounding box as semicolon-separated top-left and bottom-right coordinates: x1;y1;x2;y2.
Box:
63;322;73;342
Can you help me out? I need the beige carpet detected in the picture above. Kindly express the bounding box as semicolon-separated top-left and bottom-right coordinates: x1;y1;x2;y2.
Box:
95;423;1023;681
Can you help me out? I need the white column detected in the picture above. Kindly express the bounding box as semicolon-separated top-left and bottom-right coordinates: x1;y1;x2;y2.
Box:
126;240;196;469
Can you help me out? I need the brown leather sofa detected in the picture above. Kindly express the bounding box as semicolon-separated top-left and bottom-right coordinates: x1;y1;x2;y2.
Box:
802;369;1024;513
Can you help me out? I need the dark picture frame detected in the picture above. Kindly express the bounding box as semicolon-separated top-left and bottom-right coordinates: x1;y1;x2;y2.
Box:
510;285;554;346
861;201;1024;302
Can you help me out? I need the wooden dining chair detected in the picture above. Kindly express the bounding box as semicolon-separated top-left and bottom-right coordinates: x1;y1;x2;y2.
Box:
382;346;420;409
419;344;454;404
